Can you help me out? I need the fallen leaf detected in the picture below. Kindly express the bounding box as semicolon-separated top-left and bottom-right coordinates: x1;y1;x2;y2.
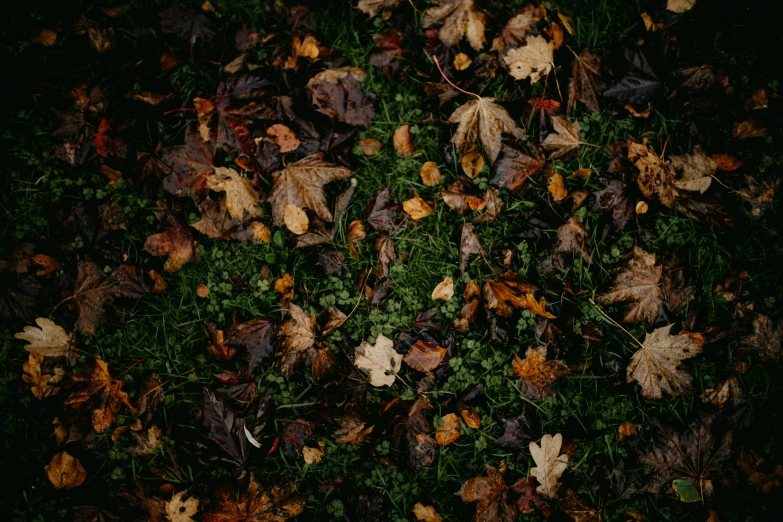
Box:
640;414;731;499
420;161;442;186
359;138;382;156
603;49;660;105
33;254;62;277
357;0;401;18
548;173;568;200
495;5;546;48
284;205;309;235
166;491;199;522
560;489;603;522
64;358;134;432
457;465;518;521
354;333;402;387
46;451;87;490
202;474;305;521
394;124;414;156
598;247;665;324
448;97;525;163
627;140;676;208
460;150;485;179
740;314;782;362
160;5;215;48
491;146;545;190
197;284;210;298
374;234;397;278
567;48;604;113
733;120;767;139
206;167;262;220
32;29;57;46
460;405;481;428
412;502;442;522
404;341;448;372
503;35;554;83
302;446;324;464
454;52;472;70
541;116;580;159
333;416;373;445
15;317;72;358
144;213;195;273
403;197;434;220
126;425;164;458
423;0;486;51
346;220;366;243
512;348;569;400
459;223;485;273
483;277;554;318
307;67;376;126
670;146;716;194
23;351;63;399
473;186;504;224
666;0;697;13
529;433;569;499
554;216;590;262
431;276;455;301
627;324;704;400
277;303;316;376
436;413;461;445
266;124;300;153
268;153;352;227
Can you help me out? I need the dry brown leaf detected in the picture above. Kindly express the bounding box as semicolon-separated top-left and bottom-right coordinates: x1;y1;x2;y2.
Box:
354;333;402;387
46;451;87;490
627;140;676;208
436;413;461;446
302;446;325;464
529;433;569;499
432;276;454;301
346;220;366;243
560;490;603;522
284;204;309;235
448;97;525;163
423;0;486;51
554;216;590;262
64;358;133;432
627;324;704;400
460;406;481;429
33;254;62;276
412;502;443;522
23;351;63;399
598;246;664;325
670;146;716;194
374;234;397;278
359;138;382;156
541;116;580;159
268;153;352;226
420;162;442;186
357;0;401;18
274;272;294;302
197;283;210;298
32;29;57;46
394;124;414;156
15;318;73;358
149;270;166;293
333;416;373;445
403;197;434;220
266;124;300;153
283;35;320;69
202;474;304;521
277;303;316;376
459;223;485;273
322;307;348;337
206;167;262;220
454;52;472;70
503;35;554;83
666;0;696;13
404;340;448;372
166;491;200;522
618;422;638;442
548;173;568;200
483;278;555;318
512;348;568;400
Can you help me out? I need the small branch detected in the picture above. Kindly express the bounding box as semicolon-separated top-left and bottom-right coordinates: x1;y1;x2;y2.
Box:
588;298;644;348
432;56;480;99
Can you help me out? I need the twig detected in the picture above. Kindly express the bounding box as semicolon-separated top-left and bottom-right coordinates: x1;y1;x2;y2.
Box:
588;298;644;348
432;56;480;99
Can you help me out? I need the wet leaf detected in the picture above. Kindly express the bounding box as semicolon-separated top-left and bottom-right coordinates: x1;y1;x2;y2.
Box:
448;97;525;163
277;304;316;376
46;451;87;490
404;341;448;372
456;464;517;521
512;348;568;400
202;474;305;521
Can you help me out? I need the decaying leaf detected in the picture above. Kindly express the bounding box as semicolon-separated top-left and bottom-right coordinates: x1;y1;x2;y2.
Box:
394;124;415;156
64;358;133;432
627;324;704;400
541;117;580;160
23;351;64;399
554;217;590;263
529;433;569;499
459;223;485;273
144;213;195;273
404;340;448;372
357;0;401;19
512;348;568;400
598;247;665;325
436;413;461;446
503;35;554;83
491;146;545;190
421;161;442;186
457;464;517;521
206;167;262;220
202;474;305;521
375;234;397;279
448;97;525;163
412;502;442;522
307;67;376;126
560;490;603;522
165;491;200;522
667;0;697;13
277;303;316;376
15;317;73;358
355;333;402;387
268;153;352;226
266;124;300;153
568;48;604;113
670;146;716;194
302;446;324;464
403;197;434;220
284;204;309;235
548;173;568;200
627;140;676;208
483;277;555;318
46;451;87;490
740;314;782;362
423;0;486;51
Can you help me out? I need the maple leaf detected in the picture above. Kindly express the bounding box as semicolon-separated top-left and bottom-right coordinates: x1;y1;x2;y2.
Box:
307;67;376;126
15;317;73;358
512;348;569;400
206;167;263;219
354;333;402;387
529;433;569;499
495;4;547;48
202;474;305;522
670;146;716;193
423;0;486;51
503;35;554;84
560;490;603;522
491;146;545;191
166;491;199;522
357;0;401;18
404;340;448;372
224;317;276;371
598;247;664;325
603;49;661;105
161;125;217;198
192;199;271;244
72;260;146;335
268;153;352;227
64;358;133;432
448;97;525;164
45;451;87;490
456;464;518;522
626;324;704;400
595;178;635;230
541;116;580;160
640;414;732;500
160;6;215;48
277;303;316;376
483;276;555;319
412;502;443;522
143;212;195;273
567;48;605;113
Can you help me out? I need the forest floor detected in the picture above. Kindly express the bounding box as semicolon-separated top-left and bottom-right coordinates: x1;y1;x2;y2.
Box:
1;1;782;521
